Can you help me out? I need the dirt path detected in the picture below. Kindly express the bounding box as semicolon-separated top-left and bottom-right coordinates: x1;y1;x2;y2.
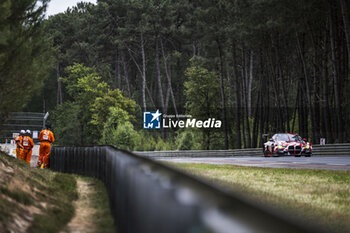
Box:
61;178;97;233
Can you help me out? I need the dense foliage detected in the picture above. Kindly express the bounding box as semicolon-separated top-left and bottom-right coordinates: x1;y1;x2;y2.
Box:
52;63;139;146
5;0;350;149
0;0;52;123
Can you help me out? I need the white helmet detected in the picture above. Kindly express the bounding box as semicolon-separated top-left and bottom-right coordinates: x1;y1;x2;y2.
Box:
26;129;31;134
20;130;25;134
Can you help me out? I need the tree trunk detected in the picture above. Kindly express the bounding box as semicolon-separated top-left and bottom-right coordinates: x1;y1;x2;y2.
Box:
206;94;211;150
329;13;343;142
297;81;304;137
160;39;178;117
264;66;271;134
275;39;289;132
247;50;254;118
121;51;131;96
252;74;262;148
232;42;241;149
258;50;265;148
115;49;121;89
141;31;147;112
146;86;156;109
266;36;282;133
296;32;313;139
241;47;250;147
42;96;46;114
321;18;333;142
291;87;298;133
339;0;350;64
207;129;210;150
56;63;62;105
311;37;321;144
216;38;229;149
155;38;165;111
192;42;196;57
226;65;232;107
267;51;282;133
128;32;147;111
165;86;171;113
155;37;165;137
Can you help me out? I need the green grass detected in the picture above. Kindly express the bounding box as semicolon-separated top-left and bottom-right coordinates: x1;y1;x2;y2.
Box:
0;186;34;205
0;197;16;223
0;151;115;233
0;151;77;233
27;173;78;233
168;163;350;233
80;176;115;233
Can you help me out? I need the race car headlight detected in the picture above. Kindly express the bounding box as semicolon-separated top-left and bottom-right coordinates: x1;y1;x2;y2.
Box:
276;145;285;149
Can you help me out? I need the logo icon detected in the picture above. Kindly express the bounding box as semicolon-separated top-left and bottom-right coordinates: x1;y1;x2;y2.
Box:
143;110;162;129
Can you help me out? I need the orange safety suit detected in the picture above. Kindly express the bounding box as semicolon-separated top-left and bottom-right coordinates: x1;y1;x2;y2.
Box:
14;135;23;159
37;129;55;168
20;136;34;163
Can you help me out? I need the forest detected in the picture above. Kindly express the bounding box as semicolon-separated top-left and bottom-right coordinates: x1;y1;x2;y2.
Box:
1;0;350;150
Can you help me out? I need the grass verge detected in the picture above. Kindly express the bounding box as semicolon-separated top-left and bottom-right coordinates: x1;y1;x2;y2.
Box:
78;176;115;233
0;151;77;233
168;163;350;233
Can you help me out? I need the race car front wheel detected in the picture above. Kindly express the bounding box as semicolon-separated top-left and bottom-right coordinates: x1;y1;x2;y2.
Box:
263;148;271;157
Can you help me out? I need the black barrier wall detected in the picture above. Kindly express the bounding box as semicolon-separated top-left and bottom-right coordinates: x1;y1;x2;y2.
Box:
51;146;326;233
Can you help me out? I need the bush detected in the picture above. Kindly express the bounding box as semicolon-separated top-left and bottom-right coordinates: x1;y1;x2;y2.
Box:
111;122;140;150
101;107;140;150
209;131;225;150
155;137;175;151
101;107;130;145
175;130;201;150
134;131;157;151
52;102;82;146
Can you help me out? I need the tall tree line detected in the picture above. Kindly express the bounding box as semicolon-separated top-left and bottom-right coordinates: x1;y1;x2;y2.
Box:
0;0;52;124
38;0;350;148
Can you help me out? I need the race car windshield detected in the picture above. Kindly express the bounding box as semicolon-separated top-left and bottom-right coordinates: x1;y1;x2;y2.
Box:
274;134;299;141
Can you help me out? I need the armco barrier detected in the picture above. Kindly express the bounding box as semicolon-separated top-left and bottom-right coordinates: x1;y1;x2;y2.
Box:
51;146;326;233
134;143;350;158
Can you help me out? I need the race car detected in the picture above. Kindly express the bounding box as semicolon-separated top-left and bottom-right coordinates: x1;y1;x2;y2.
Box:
263;133;312;157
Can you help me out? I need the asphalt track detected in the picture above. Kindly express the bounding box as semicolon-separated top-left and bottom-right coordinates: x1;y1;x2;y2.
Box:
157;156;350;170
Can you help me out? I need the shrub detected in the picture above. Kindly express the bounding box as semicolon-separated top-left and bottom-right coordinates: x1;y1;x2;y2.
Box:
175;130;201;150
134;132;157;151
111;122;140;150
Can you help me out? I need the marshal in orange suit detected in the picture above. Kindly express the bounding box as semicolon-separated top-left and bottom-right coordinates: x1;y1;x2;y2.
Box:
38;124;55;168
14;130;25;159
21;130;34;163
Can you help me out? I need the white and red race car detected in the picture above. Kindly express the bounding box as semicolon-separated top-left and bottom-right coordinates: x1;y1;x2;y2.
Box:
263;133;312;157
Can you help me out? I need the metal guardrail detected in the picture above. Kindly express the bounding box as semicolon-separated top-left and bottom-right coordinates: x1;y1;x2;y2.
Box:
0;112;44;143
134;144;350;158
51;146;326;233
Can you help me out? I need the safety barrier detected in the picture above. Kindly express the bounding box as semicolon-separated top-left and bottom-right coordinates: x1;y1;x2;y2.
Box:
0;112;45;143
134;143;350;158
51;146;326;233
